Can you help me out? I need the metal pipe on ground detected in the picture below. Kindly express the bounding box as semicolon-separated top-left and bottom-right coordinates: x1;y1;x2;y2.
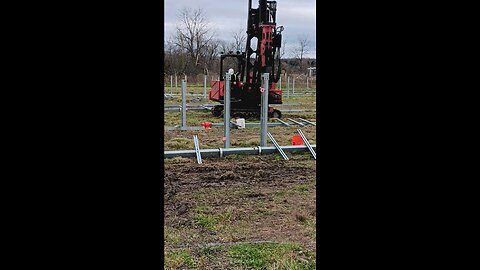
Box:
164;144;316;159
164;120;317;131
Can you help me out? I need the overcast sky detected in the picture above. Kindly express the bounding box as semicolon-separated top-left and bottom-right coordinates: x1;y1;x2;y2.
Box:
164;0;316;58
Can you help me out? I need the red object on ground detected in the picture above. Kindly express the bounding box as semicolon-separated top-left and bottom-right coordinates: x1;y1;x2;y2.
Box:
291;135;304;145
201;122;212;129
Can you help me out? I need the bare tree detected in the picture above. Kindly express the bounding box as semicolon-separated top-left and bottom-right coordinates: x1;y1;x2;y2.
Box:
174;8;215;72
232;27;246;53
200;38;221;75
219;39;234;55
280;37;287;58
293;35;309;64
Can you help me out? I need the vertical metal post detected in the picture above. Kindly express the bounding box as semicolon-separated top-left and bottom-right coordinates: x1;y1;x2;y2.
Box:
287;76;290;99
279;74;282;90
293;78;295;95
224;73;231;148
181;80;187;129
175;74;178;94
260;73;269;147
306;76;309;90
170;75;173;95
204;75;207;99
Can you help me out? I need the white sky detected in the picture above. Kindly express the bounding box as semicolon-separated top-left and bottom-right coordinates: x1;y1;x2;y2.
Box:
164;0;316;58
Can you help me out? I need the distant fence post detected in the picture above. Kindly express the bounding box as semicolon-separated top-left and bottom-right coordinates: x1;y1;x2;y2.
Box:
181;80;187;129
293;78;295;95
287;76;290;99
204;75;207;99
175;74;178;93
279;74;282;90
170;75;173;95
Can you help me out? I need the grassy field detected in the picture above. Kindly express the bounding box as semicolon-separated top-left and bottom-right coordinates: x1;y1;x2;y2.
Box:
164;90;317;269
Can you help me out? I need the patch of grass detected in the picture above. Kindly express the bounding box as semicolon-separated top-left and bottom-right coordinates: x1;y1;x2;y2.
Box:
294;183;310;192
165;137;194;150
164;156;193;164
231;137;260;147
274;190;287;198
228;242;315;270
164;250;198;269
164;226;181;244
193;206;235;232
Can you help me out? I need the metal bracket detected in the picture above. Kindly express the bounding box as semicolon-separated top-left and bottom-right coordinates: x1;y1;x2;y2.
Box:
297;129;316;160
267;133;289;160
298;118;316;126
287;118;305;126
219;147;223;158
193;135;203;164
273;118;290;126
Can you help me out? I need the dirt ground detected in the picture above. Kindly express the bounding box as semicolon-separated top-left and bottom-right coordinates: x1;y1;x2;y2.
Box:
163;94;317;269
164;154;316;269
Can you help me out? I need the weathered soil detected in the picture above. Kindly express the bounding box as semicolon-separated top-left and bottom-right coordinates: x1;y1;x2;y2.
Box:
164;154;317;252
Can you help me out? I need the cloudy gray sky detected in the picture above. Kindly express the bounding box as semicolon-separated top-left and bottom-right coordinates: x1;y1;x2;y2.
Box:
164;0;316;58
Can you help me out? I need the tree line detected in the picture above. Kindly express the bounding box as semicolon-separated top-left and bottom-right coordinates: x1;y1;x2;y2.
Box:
164;8;315;77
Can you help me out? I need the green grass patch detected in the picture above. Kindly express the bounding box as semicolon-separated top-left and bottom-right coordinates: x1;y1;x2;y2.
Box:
193;206;235;231
164;226;181;244
164;250;198;269
228;242;316;270
165;137;194;150
294;183;310;192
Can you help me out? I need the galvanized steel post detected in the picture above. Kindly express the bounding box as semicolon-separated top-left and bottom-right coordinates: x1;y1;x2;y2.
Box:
204;75;207;99
279;74;282;90
260;73;269;147
224;73;231;148
170;75;173;95
181;79;187;129
175;74;178;93
293;78;295;94
287;76;290;99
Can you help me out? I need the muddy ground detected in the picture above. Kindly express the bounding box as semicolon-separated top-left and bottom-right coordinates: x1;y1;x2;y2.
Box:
164;154;316;269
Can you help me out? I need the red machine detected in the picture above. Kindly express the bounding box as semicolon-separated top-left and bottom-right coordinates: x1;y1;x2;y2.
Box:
209;0;284;118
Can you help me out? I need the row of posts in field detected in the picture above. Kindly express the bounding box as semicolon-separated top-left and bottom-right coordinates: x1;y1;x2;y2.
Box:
179;72;271;149
167;74;315;98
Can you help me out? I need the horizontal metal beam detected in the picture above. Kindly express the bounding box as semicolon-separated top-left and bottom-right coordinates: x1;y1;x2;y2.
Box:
163;108;315;113
164;145;316;159
164;103;302;108
164;120;317;131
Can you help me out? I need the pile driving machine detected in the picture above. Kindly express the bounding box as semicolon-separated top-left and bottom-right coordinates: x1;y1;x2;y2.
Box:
209;0;284;118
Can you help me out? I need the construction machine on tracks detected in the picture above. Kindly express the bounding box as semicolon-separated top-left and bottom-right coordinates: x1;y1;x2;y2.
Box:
209;0;284;119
